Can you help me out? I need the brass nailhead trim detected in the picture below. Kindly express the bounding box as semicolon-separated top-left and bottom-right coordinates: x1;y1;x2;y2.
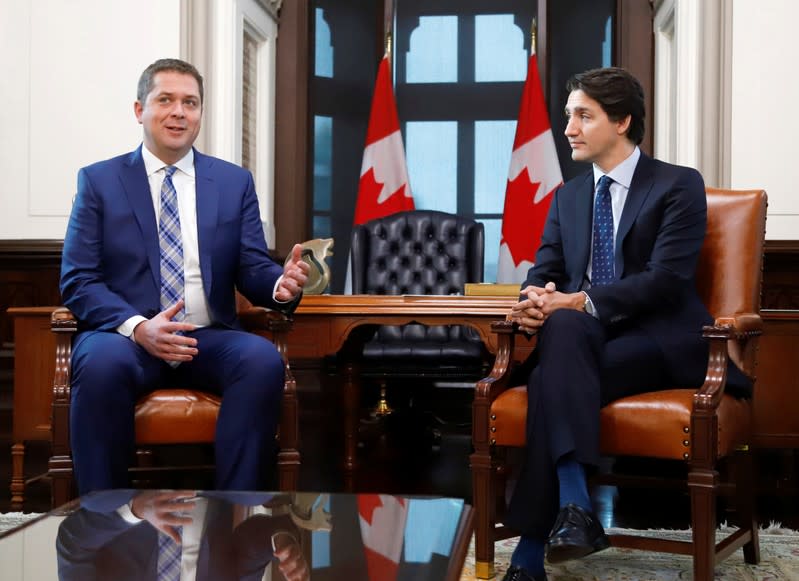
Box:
490;439;496;445
490;414;496;420
683;453;689;459
683;426;690;433
490;427;496;432
683;440;690;446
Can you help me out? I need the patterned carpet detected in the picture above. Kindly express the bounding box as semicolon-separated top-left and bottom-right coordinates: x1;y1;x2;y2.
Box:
460;527;799;580
0;512;41;534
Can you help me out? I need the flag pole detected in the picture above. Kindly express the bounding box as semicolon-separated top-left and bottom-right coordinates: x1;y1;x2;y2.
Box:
531;17;537;56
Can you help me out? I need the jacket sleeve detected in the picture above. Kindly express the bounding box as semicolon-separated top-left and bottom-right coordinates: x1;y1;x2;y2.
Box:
60;168;142;331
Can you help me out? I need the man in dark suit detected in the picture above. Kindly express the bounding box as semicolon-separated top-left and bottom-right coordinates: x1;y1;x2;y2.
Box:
56;490;309;580
60;58;309;495
500;68;750;581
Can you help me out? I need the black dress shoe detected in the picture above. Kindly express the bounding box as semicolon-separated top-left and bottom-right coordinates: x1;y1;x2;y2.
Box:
501;565;547;581
545;503;610;563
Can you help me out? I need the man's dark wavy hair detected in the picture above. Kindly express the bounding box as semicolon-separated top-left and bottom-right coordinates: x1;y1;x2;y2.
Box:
566;67;645;145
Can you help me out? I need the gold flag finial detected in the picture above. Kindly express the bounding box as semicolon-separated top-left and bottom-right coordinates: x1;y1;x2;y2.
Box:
386;30;392;59
531;18;537;56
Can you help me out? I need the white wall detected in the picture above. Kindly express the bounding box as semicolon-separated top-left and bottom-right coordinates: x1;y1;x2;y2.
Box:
0;0;181;240
730;0;799;239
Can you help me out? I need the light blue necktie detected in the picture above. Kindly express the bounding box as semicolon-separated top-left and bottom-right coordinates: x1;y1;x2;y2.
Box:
157;529;182;581
591;175;615;286
159;166;185;320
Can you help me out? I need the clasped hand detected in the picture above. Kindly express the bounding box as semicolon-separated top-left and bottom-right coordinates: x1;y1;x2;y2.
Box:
509;282;585;333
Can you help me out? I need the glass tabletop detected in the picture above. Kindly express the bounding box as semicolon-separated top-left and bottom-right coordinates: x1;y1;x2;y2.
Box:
0;490;473;581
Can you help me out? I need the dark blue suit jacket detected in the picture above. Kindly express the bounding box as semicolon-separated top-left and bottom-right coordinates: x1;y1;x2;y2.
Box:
60;146;286;332
524;153;749;395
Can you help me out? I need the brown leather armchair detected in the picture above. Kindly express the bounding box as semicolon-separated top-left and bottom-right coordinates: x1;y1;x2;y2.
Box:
470;188;767;581
48;294;300;507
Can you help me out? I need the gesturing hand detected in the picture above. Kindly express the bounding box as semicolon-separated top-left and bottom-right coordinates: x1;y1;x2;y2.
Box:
130;491;198;543
132;300;198;362
276;244;310;302
273;532;310;581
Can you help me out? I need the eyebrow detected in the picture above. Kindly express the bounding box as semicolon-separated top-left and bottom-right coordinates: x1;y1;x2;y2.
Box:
565;105;592;115
155;91;200;101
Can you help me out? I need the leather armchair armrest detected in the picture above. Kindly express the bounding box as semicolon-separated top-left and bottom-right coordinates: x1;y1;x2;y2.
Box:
695;312;762;410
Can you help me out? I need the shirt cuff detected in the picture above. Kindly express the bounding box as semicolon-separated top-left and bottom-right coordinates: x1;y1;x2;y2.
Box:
582;291;600;319
117;316;148;341
272;275;291;304
116;502;144;524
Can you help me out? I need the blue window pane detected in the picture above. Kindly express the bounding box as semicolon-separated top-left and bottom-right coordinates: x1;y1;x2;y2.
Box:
602;17;612;67
475;120;516;214
480;218;502;283
475;14;527;82
315;8;333;78
312;215;331;239
313;115;332;212
405;121;457;213
406;16;458;83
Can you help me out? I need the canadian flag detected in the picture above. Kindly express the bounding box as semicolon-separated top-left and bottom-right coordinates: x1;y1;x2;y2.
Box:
357;494;409;580
354;53;415;226
497;54;563;283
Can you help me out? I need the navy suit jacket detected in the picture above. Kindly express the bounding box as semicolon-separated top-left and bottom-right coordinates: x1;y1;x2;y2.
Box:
61;146;286;333
524;153;749;395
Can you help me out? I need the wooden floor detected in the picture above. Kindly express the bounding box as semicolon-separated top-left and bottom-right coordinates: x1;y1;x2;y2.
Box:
2;361;798;531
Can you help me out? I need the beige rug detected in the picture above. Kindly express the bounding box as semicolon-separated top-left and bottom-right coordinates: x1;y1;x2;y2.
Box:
460;527;799;580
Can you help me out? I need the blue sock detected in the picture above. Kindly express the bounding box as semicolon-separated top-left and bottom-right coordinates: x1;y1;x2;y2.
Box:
510;535;545;575
556;453;591;510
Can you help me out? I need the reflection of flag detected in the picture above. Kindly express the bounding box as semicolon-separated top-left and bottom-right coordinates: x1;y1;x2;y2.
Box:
497;54;563;283
354;53;414;226
357;494;408;581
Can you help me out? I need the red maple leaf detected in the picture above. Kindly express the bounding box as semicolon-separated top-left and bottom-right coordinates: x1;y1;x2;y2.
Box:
354;167;414;225
501;167;549;266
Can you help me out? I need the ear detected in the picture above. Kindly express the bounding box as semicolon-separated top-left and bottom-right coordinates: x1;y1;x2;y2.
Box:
134;100;144;124
616;114;632;136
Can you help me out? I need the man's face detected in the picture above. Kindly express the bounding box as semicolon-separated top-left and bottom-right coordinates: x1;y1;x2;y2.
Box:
134;71;202;164
564;89;630;171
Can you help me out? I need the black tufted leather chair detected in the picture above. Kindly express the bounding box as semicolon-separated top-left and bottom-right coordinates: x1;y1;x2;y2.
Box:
350;210;487;376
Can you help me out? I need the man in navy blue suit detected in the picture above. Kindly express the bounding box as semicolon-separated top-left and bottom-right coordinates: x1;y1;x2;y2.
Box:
499;68;750;581
60;58;309;495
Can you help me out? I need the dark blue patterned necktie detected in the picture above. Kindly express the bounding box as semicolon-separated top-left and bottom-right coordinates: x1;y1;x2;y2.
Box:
591;175;615;286
159;166;185;319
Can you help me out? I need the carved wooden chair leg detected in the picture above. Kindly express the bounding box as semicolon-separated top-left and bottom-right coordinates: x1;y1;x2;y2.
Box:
689;466;719;581
734;448;761;564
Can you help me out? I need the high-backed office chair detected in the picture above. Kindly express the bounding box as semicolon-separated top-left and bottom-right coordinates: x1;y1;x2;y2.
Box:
470;188;767;581
48;294;300;508
350;210;487;413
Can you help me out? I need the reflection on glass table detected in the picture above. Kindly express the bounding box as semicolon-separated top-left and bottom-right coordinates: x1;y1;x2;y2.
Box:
0;490;473;581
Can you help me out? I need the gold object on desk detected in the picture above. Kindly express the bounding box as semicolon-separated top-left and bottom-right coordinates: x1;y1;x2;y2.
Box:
288;238;334;295
463;283;520;297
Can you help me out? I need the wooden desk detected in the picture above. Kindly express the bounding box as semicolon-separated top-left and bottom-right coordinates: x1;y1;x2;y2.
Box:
286;294;528;489
8;306;58;505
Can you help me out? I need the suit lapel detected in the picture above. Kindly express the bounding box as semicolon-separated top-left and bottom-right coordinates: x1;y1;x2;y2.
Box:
615;153;656;276
120;147;160;291
194;150;218;295
573;172;594;280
